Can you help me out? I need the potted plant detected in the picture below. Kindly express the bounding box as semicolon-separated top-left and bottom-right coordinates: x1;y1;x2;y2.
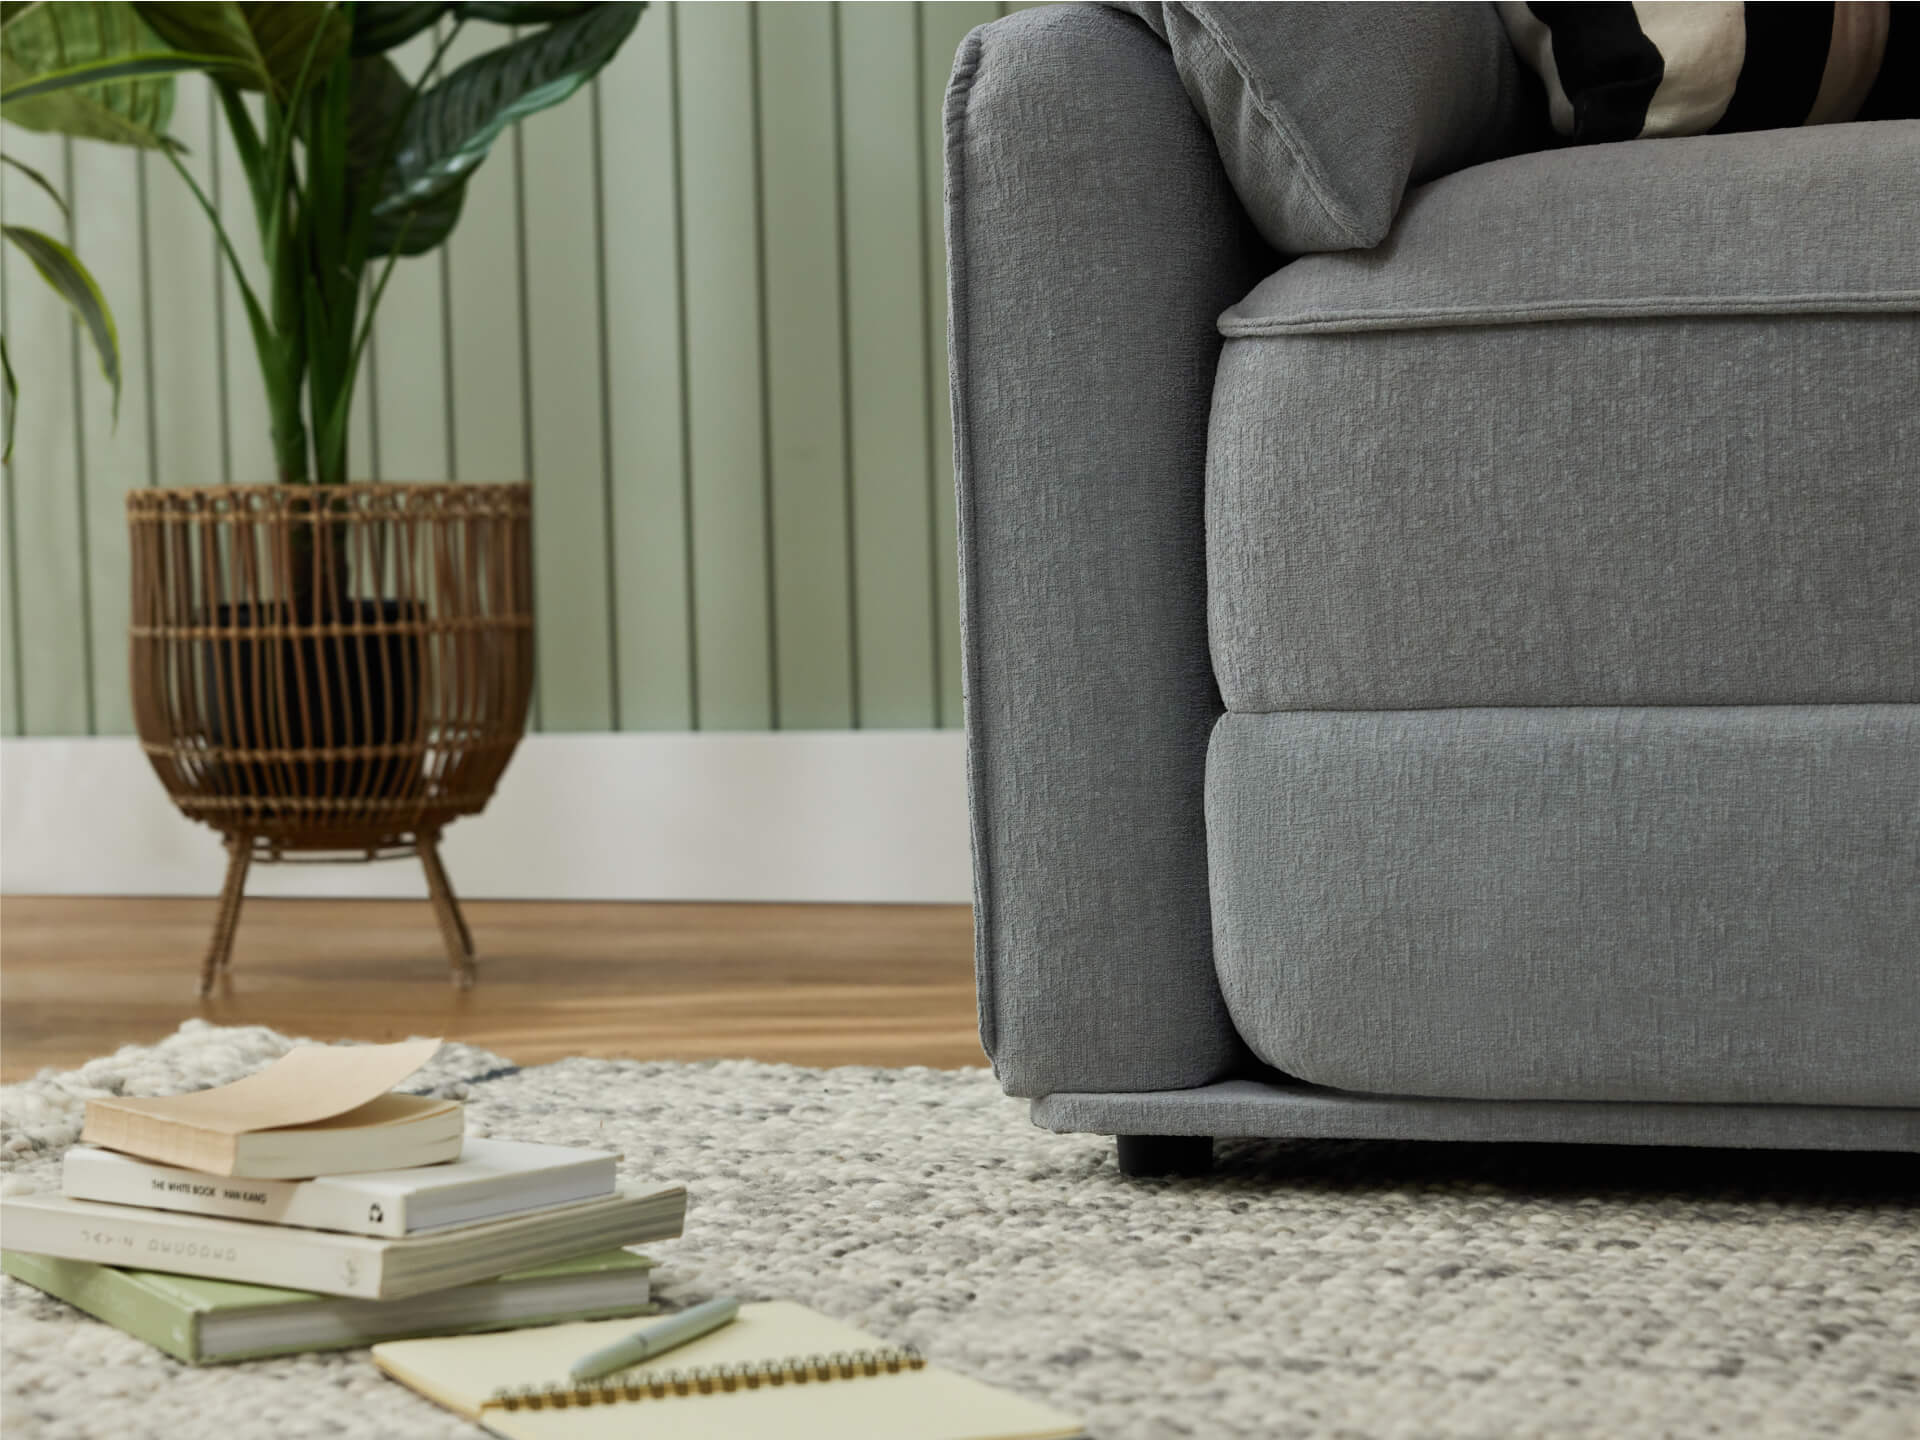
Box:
1;0;643;993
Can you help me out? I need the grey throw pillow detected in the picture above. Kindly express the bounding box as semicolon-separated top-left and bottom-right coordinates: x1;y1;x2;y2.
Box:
1109;2;1543;253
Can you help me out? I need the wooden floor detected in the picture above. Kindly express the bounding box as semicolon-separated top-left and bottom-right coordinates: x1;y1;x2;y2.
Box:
0;897;982;1082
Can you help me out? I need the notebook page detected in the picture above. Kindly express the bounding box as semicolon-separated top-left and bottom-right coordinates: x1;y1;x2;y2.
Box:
372;1301;1082;1440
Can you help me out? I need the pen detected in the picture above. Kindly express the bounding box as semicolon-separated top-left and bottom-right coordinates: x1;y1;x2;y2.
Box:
568;1295;741;1381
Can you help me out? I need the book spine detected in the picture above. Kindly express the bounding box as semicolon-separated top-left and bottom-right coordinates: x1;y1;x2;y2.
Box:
61;1152;410;1238
0;1251;203;1364
1;1203;386;1299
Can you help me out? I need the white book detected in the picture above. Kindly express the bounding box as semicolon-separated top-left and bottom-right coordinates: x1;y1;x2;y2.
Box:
0;1186;687;1300
62;1139;619;1238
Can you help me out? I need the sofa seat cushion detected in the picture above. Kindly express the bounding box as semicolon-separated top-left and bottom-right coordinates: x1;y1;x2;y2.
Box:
1208;122;1918;712
1206;706;1920;1108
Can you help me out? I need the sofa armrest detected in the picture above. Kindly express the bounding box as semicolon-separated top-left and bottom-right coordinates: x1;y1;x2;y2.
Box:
946;4;1271;1097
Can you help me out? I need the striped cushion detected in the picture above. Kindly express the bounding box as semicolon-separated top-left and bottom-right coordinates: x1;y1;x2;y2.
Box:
1499;2;1910;142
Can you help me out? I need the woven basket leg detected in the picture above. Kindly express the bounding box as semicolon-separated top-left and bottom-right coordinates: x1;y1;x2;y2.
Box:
200;837;252;997
419;834;477;990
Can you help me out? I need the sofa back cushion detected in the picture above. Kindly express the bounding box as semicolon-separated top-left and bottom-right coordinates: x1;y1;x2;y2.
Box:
1110;2;1546;253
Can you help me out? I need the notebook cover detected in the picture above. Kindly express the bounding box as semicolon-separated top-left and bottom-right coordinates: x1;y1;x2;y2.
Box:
1;1248;656;1365
373;1300;1083;1439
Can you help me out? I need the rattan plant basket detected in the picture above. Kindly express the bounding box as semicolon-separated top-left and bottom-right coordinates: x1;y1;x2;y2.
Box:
128;483;534;993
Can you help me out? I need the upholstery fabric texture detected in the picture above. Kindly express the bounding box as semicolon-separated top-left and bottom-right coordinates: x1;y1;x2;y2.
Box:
947;6;1920;1144
1033;1081;1921;1153
1108;1;1543;252
1222;122;1920;336
946;5;1270;1098
1210;126;1919;714
1206;707;1921;1108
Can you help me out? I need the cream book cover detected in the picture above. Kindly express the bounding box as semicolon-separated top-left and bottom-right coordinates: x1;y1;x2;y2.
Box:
373;1300;1083;1439
80;1039;458;1177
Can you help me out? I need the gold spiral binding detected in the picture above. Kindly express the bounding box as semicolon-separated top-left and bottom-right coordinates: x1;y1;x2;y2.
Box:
484;1347;928;1412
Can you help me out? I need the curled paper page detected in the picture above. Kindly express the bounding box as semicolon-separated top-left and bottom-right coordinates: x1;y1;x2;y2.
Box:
84;1038;443;1137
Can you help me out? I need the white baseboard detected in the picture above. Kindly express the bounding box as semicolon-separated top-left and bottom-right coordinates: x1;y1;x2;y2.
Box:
0;732;973;903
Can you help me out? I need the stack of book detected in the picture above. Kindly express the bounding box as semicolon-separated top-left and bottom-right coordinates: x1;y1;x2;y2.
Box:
0;1039;686;1364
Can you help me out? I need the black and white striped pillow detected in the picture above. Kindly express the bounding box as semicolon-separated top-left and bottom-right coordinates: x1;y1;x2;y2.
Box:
1499;2;1912;143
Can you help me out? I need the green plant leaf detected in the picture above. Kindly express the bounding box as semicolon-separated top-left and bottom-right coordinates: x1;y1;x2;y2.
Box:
374;0;641;217
133;1;346;100
1;151;67;218
457;2;601;22
3;47;228;105
351;2;446;56
1;332;17;464
2;223;120;410
370;168;462;255
341;51;413;180
0;1;177;148
334;52;464;256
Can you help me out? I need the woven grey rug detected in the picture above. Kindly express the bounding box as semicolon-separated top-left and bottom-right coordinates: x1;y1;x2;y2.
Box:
1;1023;1914;1440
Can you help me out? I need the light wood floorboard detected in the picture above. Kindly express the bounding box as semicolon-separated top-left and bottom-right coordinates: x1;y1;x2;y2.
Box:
0;897;982;1082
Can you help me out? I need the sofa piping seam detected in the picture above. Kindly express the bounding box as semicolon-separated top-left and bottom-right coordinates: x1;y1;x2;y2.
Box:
1223;290;1921;337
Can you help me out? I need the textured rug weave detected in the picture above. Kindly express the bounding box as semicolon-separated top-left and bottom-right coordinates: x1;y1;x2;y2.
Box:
2;1022;1915;1440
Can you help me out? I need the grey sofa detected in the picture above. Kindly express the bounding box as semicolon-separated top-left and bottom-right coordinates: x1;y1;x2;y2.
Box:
944;3;1919;1173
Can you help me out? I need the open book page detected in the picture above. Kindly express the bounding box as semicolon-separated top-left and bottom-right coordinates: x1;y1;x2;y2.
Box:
83;1039;442;1136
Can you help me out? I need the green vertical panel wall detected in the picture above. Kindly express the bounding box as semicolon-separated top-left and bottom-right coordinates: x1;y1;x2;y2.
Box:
602;7;695;731
522;38;616;733
0;2;1016;737
0;300;14;735
441;20;526;494
144;84;223;491
0;458;13;734
369;32;454;491
842;4;936;728
3;128;89;736
680;1;772;731
759;3;854;730
70;134;152;737
214;99;276;493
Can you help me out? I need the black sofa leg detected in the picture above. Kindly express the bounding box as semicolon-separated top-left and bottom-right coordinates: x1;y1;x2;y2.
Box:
1116;1134;1213;1177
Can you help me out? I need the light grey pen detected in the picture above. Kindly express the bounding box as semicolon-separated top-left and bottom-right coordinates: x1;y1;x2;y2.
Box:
568;1296;741;1382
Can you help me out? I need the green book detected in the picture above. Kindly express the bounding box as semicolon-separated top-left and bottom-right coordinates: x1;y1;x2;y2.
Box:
1;1247;656;1365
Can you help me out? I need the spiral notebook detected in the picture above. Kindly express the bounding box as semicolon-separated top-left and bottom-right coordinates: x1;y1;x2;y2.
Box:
372;1301;1083;1439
